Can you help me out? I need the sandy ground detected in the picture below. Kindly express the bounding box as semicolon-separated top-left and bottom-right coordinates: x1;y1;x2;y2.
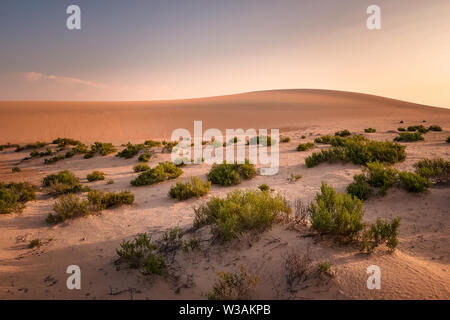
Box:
0;90;449;300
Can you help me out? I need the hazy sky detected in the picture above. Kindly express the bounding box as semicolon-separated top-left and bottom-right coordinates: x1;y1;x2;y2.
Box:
0;0;449;108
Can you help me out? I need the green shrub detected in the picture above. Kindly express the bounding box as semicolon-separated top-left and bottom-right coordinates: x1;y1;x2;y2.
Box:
394;132;424;142
138;152;152;162
0;143;20;151
193;189;290;241
280;137;291;143
106;179;114;185
116;142;145;159
364;161;398;195
346;174;372;201
207;266;259;300
42;170;82;195
0;182;36;214
361;218;400;254
287;173;302;183
182;238;200;252
258;184;270;192
397;127;406;132
296;142;315;151
87;189;134;211
168;177;211;200
15;141;48;152
28;147;52;159
407;125;429;133
306;136;406;168
12;167;21;172
162;141;178;153
414;158;450;184
399;172;431;192
28;239;42;248
247;135;274;146
87;171;105;182
318;261;332;274
133;163;150;172
131;161;183;186
144;140;162;148
52;138;82;148
84;142;117;158
428;125;442;132
309;183;364;240
364;128;376;133
46;194;89;223
207;161;256;186
335;130;351;137
314;135;334;144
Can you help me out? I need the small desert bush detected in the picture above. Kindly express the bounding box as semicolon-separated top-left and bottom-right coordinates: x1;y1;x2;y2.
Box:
0;182;36;214
363;161;398;195
193;189;290;241
284;248;312;286
407;125;429;133
346;174;372;201
428;125;442;132
116;233;165;274
447;136;450;143
309;183;364;240
207;266;259;300
28;239;42;248
116;142;145;159
84;142;117;158
52;138;82;148
162;141;178;153
280;136;291;143
138;152;152;162
15;141;48;152
394;132;424;142
314;135;335;144
87;189;134;211
87;171;105;182
247;135;274;146
287;173;302;183
42;170;82;195
0;143;20;151
414;158;450;184
258;184;270;192
133;163;150;172
144;140;162;148
318;261;332;274
106;179;114;185
12;167;21;172
364;128;376;133
207;161;256;186
46;194;90;223
296;142;315;151
397;127;406;132
131;161;183;186
28;147;52;159
168;177;211;200
399;172;431;192
361;217;400;254
335;129;351;137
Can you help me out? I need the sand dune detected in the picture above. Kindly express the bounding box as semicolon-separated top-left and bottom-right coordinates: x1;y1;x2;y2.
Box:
1;89;449;144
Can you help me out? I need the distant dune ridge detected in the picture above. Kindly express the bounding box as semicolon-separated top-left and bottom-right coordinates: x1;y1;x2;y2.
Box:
0;89;449;144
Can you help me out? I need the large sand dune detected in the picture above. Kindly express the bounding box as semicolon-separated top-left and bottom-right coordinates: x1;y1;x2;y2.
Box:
1;89;449;144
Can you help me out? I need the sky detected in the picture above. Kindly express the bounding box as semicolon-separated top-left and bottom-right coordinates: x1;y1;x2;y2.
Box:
0;0;449;108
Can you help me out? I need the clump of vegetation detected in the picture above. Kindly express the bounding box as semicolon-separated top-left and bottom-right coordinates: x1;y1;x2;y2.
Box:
346;174;372;201
400;120;404;123
414;158;449;184
318;261;332;275
407;125;429;133
162;141;178;153
52;138;82;149
0;143;20;151
116;233;165;274
106;179;114;185
168;177;211;200
138;152;152;162
15;141;49;152
447;136;450;143
309;183;364;240
116;142;145;159
131;161;183;186
258;184;270;192
287;173;302;183
0;182;36;214
361;218;400;254
280;136;291;143
207;161;256;186
364;128;376;133
335;129;351;137
397;127;406;132
207;266;259;300
284;249;312;287
144;140;162;148
133;163;150;172
428;125;442;132
87;189;135;211
84;142;117;159
11;167;21;172
27;147;52;159
42;170;82;195
86;171;105;182
296;142;315;151
306;136;406;168
363;161;398;196
247;135;274;146
28;239;42;248
193;189;290;241
399;172;431;192
394;132;424;142
46;194;89;223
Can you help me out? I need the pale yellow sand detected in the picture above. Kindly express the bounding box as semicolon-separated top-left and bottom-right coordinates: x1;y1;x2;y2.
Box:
0;90;449;299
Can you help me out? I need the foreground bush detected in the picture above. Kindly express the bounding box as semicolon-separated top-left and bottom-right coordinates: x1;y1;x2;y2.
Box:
42;170;82;195
168;177;211;200
305;136;406;168
46;194;89;223
207;266;259;300
0;182;36;214
394;132;424;142
364;128;376;133
414;158;450;184
363;161;398;195
116;143;145;159
361;218;400;254
131;161;183;186
207;161;256;186
193;189;290;241
399;172;431;192
138;152;152;162
309;183;364;240
87;189;134;211
296;142;315;151
87;171;105;182
133;163;150;172
346;174;372;200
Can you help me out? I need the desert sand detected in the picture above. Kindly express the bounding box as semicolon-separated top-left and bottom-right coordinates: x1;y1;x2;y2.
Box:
0;89;449;300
